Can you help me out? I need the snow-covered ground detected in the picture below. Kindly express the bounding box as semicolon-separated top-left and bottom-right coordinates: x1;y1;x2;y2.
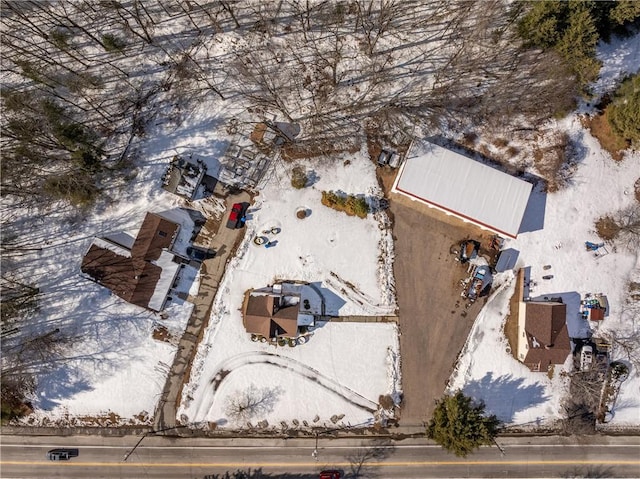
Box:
9;23;639;432
12;208;197;424
178;152;400;430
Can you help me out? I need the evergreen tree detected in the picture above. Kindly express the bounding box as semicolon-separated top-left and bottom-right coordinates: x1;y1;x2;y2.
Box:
556;4;601;90
609;0;640;26
517;1;569;49
515;1;636;94
608;74;640;145
426;391;500;457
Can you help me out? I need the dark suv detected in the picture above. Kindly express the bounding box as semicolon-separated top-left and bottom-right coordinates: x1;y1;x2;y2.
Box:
46;448;78;461
186;246;215;262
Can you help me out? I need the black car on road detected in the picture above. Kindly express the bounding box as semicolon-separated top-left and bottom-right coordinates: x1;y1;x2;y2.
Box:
46;448;78;461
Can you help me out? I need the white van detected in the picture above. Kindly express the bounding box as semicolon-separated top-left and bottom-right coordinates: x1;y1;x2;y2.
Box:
580;345;594;371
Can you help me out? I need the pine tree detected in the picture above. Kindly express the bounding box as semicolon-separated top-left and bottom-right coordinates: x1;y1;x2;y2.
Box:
609;0;640;26
517;1;569;49
426;391;500;457
516;1;604;94
608;74;640;145
556;4;601;90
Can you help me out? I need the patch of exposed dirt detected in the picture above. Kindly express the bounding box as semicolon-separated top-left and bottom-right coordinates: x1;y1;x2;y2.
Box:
581;109;629;162
152;325;172;343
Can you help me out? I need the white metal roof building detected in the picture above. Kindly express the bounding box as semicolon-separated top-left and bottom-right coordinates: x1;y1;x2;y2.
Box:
392;141;532;238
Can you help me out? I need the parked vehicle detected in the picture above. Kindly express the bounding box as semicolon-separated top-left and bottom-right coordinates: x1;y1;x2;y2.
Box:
226;203;246;229
46;449;78;461
580;345;594;371
186;246;215;262
319;471;342;479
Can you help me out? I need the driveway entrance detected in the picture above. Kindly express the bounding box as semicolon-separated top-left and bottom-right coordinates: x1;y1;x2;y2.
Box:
389;191;490;427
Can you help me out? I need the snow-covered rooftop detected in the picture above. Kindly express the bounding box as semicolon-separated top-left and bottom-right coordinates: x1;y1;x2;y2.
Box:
148;250;181;312
393;141;533;238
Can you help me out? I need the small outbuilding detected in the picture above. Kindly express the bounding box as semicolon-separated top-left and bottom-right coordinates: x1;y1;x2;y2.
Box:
161;155;207;200
392;141;532;239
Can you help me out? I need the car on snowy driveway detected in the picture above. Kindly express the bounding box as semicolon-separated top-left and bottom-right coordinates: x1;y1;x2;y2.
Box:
186;246;215;262
226;202;247;229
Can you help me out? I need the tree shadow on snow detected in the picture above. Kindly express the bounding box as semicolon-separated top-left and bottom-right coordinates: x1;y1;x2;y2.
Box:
463;372;549;423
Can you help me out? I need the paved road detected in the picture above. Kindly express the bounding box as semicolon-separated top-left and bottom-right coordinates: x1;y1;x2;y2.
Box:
2;434;639;478
154;192;251;431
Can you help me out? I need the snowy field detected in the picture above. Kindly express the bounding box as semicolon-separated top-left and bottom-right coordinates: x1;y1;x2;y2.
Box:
178;151;400;430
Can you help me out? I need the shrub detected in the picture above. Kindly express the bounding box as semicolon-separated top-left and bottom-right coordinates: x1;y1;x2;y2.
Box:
595;215;620;241
321;190;369;218
595;205;640;251
610;361;629;380
102;33;126;52
532;131;570;192
1;374;35;424
346;195;369;218
290;166;307;189
43;173;98;205
49;29;70;49
492;138;509;148
608;74;640;145
582;109;629;161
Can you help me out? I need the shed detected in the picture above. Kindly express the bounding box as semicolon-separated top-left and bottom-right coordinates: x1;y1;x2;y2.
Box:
392;141;532;238
495;248;519;272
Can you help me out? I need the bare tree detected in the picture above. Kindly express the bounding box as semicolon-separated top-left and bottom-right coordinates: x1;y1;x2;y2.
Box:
607;297;640;371
355;0;398;55
220;1;241;29
0;273;40;338
347;439;395;478
224;384;283;423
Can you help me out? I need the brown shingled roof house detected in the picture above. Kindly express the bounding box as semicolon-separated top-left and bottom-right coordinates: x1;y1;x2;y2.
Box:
243;293;300;339
81;213;181;312
517;301;571;372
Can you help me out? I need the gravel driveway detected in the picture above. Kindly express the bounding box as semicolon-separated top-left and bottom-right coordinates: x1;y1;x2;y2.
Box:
388;191;491;427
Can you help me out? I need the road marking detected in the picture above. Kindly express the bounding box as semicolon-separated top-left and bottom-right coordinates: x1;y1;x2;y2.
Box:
3;459;640;468
3;443;639;450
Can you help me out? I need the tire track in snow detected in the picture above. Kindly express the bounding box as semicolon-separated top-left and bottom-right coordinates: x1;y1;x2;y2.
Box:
327;272;395;315
198;351;378;419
